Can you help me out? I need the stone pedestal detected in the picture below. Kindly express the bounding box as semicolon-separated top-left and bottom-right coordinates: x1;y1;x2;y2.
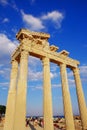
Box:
73;68;87;130
4;60;18;130
42;57;54;130
13;50;28;130
60;64;75;130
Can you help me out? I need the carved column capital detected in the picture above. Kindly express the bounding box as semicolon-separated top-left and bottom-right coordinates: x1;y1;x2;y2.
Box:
72;67;80;75
60;63;66;69
11;59;18;68
60;63;67;77
20;50;29;60
42;57;50;66
60;63;66;68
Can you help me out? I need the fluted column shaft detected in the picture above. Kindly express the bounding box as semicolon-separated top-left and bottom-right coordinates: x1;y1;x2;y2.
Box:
4;60;18;130
13;50;28;130
60;63;75;130
73;67;87;130
42;57;54;130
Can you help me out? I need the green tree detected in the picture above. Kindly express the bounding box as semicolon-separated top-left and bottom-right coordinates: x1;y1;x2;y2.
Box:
0;105;6;115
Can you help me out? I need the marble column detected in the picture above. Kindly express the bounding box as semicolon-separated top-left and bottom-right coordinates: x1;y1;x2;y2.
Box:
4;60;18;130
60;63;75;130
13;50;28;130
73;67;87;130
42;57;54;130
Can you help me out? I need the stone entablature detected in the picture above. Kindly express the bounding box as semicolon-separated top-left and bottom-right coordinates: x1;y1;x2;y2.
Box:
16;28;50;41
12;29;79;68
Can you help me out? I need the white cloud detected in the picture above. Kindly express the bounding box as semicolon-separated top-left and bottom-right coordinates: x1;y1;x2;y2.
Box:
50;72;57;79
0;70;4;74
28;85;43;91
0;0;18;11
0;82;9;87
42;11;64;21
11;27;18;33
52;84;61;88
0;0;8;5
0;66;10;80
2;18;9;23
0;33;17;57
0;35;16;82
41;10;64;28
21;10;45;31
21;10;64;31
0;33;18;65
80;65;87;75
68;71;73;77
68;79;75;87
28;69;42;81
79;65;87;82
29;56;41;67
35;86;43;90
50;63;58;72
28;68;58;81
11;1;18;11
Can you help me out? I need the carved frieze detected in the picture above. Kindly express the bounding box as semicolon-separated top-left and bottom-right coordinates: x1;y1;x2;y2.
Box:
12;29;80;68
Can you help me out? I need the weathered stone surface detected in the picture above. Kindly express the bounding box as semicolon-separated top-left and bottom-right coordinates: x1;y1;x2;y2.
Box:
4;29;87;130
60;63;75;130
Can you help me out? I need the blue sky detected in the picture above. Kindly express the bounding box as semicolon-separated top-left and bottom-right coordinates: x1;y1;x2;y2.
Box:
0;0;87;116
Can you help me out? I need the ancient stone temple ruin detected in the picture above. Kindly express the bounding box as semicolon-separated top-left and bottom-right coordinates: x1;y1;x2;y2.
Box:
4;29;87;130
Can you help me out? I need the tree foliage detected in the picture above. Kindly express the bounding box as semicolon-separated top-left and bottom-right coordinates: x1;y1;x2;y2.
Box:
0;105;6;115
